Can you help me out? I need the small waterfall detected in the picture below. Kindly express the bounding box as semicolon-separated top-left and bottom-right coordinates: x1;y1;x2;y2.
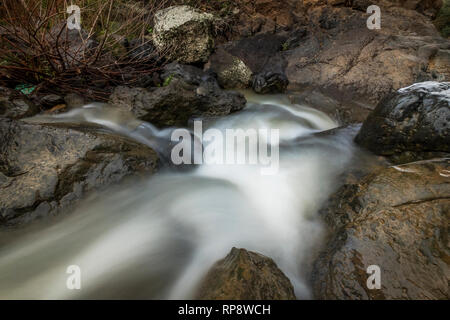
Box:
0;92;360;299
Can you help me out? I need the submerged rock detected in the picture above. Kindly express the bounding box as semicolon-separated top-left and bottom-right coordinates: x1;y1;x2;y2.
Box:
355;81;450;163
312;158;450;300
0;118;159;227
152;5;216;64
0;87;39;120
109;63;246;127
196;248;296;300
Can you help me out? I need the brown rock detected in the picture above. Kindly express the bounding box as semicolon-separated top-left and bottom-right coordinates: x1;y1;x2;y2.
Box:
285;5;449;107
312;158;450;299
196;248;297;300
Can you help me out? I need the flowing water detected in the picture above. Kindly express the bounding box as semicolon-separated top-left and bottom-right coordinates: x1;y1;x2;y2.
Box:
0;91;365;299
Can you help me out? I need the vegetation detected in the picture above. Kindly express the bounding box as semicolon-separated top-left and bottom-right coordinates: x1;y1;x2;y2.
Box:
0;0;237;101
435;0;450;38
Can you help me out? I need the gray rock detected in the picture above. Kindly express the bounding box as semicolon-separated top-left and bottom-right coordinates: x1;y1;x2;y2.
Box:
355;81;450;163
109;64;246;127
152;5;216;64
252;71;289;94
0;118;159;227
40;94;64;108
206;33;288;89
0;87;39;120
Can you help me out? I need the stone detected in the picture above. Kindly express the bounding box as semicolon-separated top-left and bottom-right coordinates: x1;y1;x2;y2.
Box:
152;5;216;64
109;64;246;127
312;158;450;300
0;118;159;227
196;248;297;300
355;81;450;163
0;87;39;120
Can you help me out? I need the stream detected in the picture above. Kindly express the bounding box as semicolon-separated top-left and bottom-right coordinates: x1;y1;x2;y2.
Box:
0;91;368;299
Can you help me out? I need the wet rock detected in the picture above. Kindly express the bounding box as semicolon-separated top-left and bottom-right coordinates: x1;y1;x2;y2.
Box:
252;71;289;94
0;118;159;227
355;82;450;163
0;87;39;120
152;5;216;64
109;64;246;127
39;94;65;109
196;248;296;300
64;93;86;109
289;89;373;125
206;33;288;89
312;159;450;300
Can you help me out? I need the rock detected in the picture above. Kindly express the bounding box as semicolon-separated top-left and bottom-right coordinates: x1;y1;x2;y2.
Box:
64;93;86;109
206;33;288;89
212;1;448;107
126;38;157;61
383;0;444;18
230;0;303;38
252;71;289;94
312;158;450;300
109;64;246;127
428;49;450;81
161;62;216;85
152;5;216;64
0;87;39;120
355;82;450;163
289;89;373;125
196;248;297;300
205;47;253;89
39;94;65;109
284;4;450;107
0;118;159;227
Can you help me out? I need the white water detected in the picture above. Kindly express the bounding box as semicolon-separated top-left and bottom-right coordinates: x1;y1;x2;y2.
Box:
0;91;358;299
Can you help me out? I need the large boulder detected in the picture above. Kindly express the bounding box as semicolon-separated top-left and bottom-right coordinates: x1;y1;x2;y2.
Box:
196;248;297;300
207;1;449;108
152;5;216;64
0;118;159;227
284;4;449;107
109;63;246;127
312;159;450;300
0;87;39;120
355;82;450;163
